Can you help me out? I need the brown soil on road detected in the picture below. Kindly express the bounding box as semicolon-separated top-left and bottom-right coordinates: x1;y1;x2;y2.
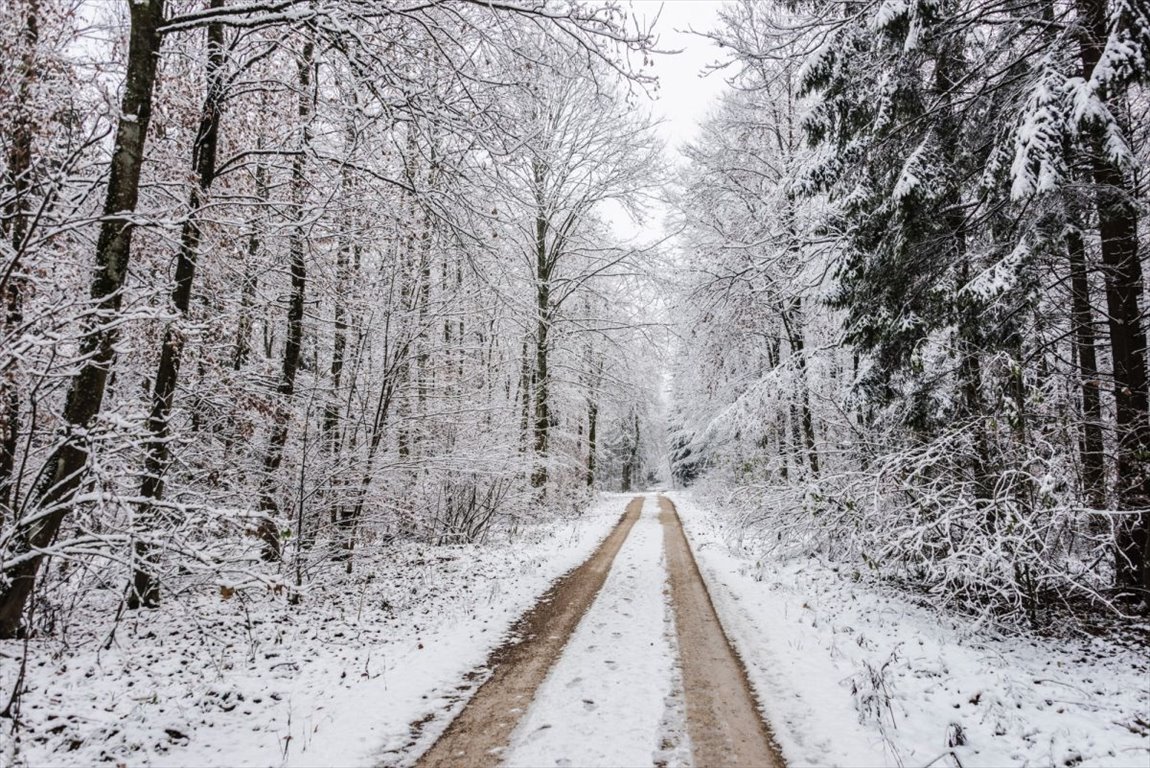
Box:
413;494;785;768
415;496;645;768
659;495;786;768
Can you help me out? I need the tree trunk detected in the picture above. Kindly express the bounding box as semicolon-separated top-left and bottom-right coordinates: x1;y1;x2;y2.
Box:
232;134;267;373
129;7;225;610
1077;0;1150;593
0;0;39;519
586;397;598;488
1067;227;1107;508
0;0;165;638
321;124;356;524
531;159;552;488
339;364;401;568
324;237;349;443
933;38;987;497
518;339;532;452
781;300;819;476
621;412;640;491
256;38;313;562
394;148;421;462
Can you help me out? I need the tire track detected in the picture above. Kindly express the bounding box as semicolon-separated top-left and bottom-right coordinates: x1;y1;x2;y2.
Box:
659;495;785;768
414;496;645;768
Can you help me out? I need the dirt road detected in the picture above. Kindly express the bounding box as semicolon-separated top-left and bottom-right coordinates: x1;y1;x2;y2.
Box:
659;495;784;768
416;496;644;768
413;494;784;768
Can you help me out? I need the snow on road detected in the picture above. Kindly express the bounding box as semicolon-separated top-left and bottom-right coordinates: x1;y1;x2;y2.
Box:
503;495;688;768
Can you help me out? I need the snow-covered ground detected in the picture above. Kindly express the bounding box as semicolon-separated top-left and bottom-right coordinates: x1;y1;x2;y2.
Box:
670;490;1150;768
0;495;628;768
503;495;689;767
6;490;1147;768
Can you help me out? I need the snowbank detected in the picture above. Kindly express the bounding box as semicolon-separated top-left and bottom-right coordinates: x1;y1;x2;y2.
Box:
669;490;1150;768
0;495;629;767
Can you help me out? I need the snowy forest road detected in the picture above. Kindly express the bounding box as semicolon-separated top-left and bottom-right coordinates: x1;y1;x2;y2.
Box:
413;495;783;768
415;496;644;768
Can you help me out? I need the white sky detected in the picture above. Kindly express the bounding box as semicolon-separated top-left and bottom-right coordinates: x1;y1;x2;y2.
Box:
632;0;730;149
605;1;731;241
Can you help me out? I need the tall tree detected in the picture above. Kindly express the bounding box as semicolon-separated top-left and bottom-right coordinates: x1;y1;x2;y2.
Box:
130;2;227;610
500;69;658;489
1074;0;1150;592
0;0;165;638
0;0;40;517
256;36;313;562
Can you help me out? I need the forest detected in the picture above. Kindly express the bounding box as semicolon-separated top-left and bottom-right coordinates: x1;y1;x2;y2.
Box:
0;0;667;639
0;0;1148;765
667;0;1150;624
